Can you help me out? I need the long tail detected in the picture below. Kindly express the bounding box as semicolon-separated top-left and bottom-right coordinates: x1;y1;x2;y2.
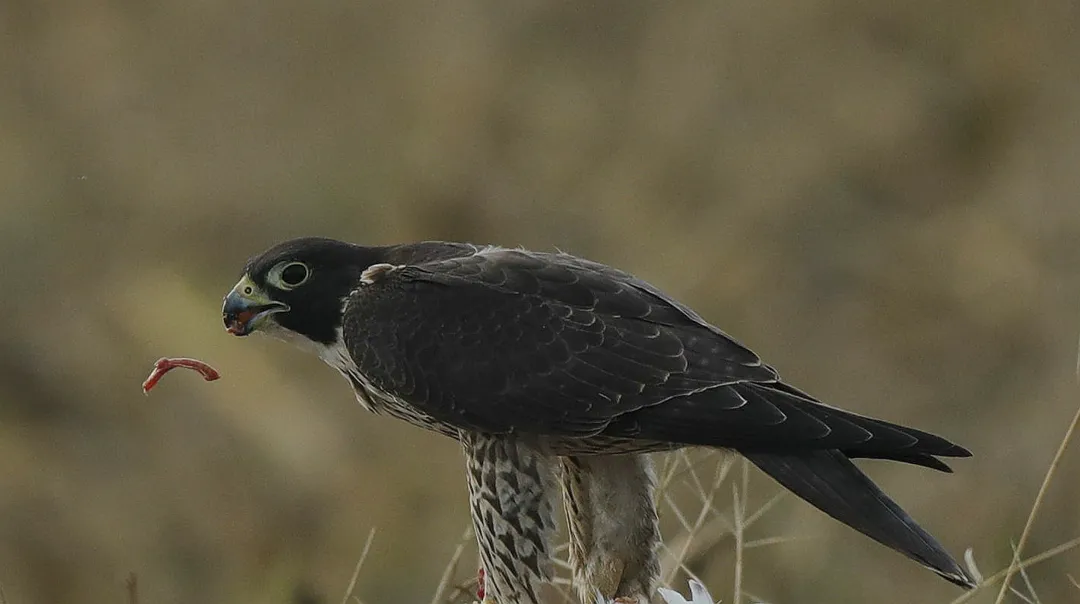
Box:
743;449;975;588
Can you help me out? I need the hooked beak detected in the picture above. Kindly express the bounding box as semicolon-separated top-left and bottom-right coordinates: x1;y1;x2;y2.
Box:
222;276;290;336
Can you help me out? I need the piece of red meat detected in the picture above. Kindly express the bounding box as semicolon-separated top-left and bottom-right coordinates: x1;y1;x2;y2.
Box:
142;357;220;393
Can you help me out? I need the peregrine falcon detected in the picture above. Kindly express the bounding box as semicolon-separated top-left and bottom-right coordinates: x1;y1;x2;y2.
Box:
222;237;975;603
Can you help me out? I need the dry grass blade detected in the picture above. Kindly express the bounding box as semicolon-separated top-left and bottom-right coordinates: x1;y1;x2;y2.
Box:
741;490;784;528
660;452;787;588
1012;541;1043;604
663;492;697;534
125;573;138;604
744;535;802;549
678;451;718;499
659;518;730;581
949;536;1080;604
658;542;707;589
341;527;377;604
731;460;749;604
428;526;473;604
663;454;728;584
551;555;574;572
1007;585;1036;604
990;354;1080;604
659;493;704;586
658;452;687;493
732;485;744;604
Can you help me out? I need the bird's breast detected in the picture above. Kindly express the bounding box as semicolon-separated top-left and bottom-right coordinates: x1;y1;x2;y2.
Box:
314;334;461;439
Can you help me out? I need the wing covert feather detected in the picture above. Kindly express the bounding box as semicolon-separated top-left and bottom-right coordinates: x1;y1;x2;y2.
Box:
342;249;775;436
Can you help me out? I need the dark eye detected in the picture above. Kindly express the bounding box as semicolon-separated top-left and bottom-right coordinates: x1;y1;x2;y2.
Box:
270;261;310;289
282;263;308;286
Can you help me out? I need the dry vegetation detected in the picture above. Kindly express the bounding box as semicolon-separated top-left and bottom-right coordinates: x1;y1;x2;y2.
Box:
2;1;1080;603
340;418;1080;604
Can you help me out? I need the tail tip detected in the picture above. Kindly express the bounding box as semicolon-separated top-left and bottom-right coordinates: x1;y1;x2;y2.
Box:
935;566;977;590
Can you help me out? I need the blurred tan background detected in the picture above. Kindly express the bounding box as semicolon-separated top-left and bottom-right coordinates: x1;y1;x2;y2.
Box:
3;1;1079;603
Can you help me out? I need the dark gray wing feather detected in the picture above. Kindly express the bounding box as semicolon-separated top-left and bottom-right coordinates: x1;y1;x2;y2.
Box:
342;248;775;436
607;381;969;467
342;247;969;465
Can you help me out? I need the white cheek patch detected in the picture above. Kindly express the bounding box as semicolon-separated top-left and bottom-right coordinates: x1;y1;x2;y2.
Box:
360;263;404;285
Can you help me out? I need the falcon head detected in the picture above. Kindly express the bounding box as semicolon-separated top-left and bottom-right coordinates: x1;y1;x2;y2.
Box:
222;238;374;345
